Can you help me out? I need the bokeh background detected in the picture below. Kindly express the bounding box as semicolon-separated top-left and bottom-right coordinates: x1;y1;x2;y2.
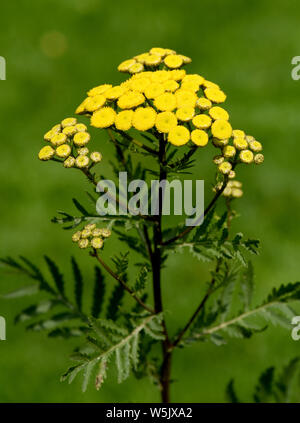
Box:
1;0;300;403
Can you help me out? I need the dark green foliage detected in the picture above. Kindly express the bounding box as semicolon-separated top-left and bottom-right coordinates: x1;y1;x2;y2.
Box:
91;266;105;318
71;257;83;311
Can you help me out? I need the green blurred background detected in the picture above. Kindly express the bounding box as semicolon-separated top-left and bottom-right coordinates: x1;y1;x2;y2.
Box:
1;0;300;403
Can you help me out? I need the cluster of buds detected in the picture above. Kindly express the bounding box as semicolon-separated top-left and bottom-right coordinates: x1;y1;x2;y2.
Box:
38;117;102;168
72;223;112;250
213;130;264;176
223;180;243;198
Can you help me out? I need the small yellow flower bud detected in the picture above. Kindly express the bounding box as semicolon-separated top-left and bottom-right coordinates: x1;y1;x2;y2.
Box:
239;149;254;164
231;188;243;198
254;153;264;164
75;155;89;168
73;132;91;147
84;223;96;231
77;147;89;156
78;239;89;249
100;228;111;238
72;231;81;242
51;133;67;146
232;129;245;138
249;140;263;152
228;170;236;179
91;237;104;249
56;144;71;158
44;130;56;142
212;138;229;148
218;161;232;174
233;137;248;150
81;228;92;238
38;145;55;161
90;151;102;163
223;186;232;197
196;97;212;110
213;155;224;165
61;117;77;128
64;156;75;168
223;145;236;158
75;123;87;132
62;126;77;137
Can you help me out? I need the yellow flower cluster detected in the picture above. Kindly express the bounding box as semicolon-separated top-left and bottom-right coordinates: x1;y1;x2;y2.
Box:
75;47;229;149
223;180;243;198
38;117;102;168
72;223;112;250
212;130;264;175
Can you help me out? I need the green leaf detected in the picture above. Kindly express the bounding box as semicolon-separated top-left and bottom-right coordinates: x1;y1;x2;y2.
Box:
44;256;65;296
71;257;83;311
240;261;254;310
2;284;39;299
91;267;105;318
225;379;240;403
253;367;275;402
106;284;124;320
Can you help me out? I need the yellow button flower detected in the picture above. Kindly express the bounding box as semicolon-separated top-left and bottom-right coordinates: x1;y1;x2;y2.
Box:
75;155;89;168
218;161;232;174
115;110;134;131
204;87;226;103
181;81;200;92
130;77;151;93
151;70;170;83
168;69;186;80
61;117;77;128
223;145;236;158
56;144;71;158
90;152;102;163
149;47;167;57
232;129;245;138
145;54;161;66
38;145;55;161
176;106;195;121
72;231;81;242
211;120;232;139
202;80;220;89
91;237;104;249
254;153;264;164
168;125;190;146
175;90;197;108
249;140;263;152
192;114;212;129
191;129;208;147
239;149;254;163
117;91;145;109
73;132;91;146
163;80;179;92
118;59;136;72
84;95;106;112
77;147;89;156
144;54;161;66
62;126;77;137
209;106;229;121
155;111;178;133
44;129;56;142
132;107;157;131
182;74;204;85
154;93;177;111
100;228;112;237
233;137;248;150
144;83;165;99
196;97;212;111
88;84;112;97
179;55;192;64
104;86;126;100
90;107;116;128
75;123;87;132
128;62;144;74
64;156;75;168
164;54;183;69
51;133;67;146
78;239;89;249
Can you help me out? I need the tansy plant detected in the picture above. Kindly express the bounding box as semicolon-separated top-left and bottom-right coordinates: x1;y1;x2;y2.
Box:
2;47;300;403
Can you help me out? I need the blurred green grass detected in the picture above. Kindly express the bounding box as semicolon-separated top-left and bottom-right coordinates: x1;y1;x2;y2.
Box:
1;0;300;402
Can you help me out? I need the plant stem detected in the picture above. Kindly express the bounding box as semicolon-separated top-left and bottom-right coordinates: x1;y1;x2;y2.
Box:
151;135;172;402
91;249;154;314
